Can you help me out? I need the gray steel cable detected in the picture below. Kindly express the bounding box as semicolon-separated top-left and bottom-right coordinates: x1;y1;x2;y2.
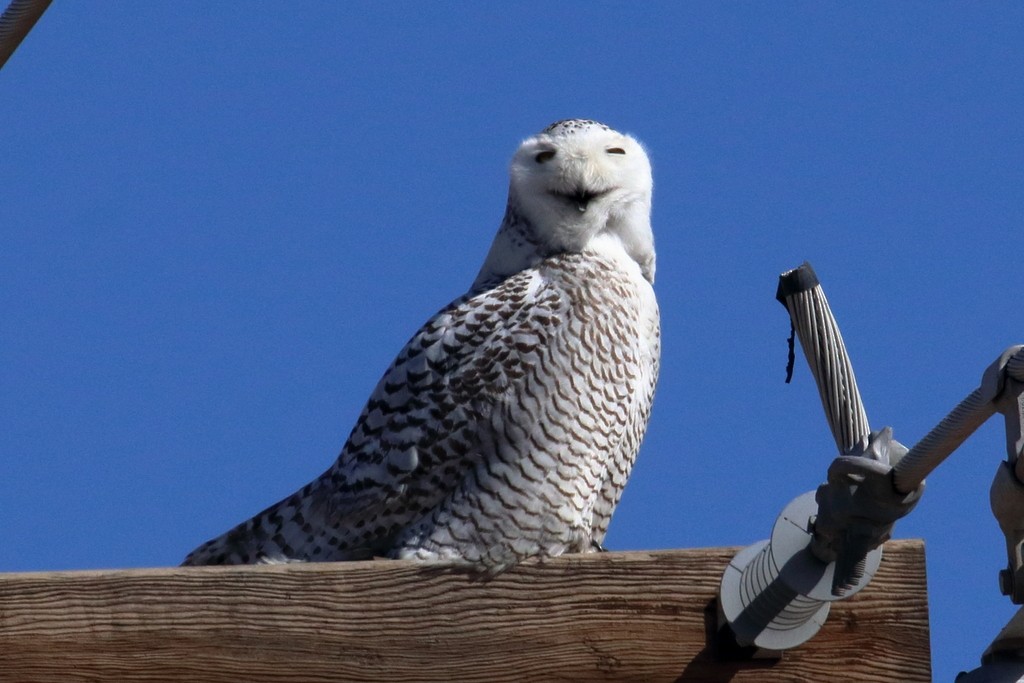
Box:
0;0;53;71
779;264;871;456
893;347;1024;494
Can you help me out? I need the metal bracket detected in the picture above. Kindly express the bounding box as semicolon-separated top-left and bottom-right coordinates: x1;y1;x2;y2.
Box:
984;346;1024;603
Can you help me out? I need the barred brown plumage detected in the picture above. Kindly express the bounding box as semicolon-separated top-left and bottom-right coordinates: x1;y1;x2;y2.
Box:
183;119;660;571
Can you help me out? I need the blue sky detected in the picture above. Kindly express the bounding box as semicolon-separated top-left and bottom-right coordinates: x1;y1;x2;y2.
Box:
1;3;1021;679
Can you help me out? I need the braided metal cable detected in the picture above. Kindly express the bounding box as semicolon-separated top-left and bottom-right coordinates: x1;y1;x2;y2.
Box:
778;264;871;455
893;346;1024;494
0;0;52;71
892;389;993;493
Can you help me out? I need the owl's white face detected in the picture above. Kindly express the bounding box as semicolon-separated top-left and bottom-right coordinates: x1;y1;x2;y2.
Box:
474;120;655;288
509;120;655;281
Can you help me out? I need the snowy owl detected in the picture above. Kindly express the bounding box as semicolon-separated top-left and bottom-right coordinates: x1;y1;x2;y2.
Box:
183;119;660;570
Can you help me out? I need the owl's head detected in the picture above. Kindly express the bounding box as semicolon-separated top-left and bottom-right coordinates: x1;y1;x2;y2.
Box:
474;120;655;289
512;120;651;211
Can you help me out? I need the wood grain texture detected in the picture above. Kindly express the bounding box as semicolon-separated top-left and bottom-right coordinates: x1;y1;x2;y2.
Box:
0;540;930;682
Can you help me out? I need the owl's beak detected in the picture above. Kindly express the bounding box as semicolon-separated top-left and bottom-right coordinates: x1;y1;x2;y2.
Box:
551;187;611;212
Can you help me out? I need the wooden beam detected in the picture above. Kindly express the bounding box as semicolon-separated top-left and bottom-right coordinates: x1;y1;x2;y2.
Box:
0;539;929;682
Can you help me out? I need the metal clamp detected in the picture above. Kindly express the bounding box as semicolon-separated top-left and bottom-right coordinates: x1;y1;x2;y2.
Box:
810;428;924;596
984;346;1024;603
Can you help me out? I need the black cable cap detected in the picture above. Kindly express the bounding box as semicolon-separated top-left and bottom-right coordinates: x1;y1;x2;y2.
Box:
776;261;819;305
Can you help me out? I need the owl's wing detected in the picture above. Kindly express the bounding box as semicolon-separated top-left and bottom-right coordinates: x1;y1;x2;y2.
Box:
322;268;561;519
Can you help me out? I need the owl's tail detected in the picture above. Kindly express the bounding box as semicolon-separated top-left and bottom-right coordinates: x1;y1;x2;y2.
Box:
181;493;306;566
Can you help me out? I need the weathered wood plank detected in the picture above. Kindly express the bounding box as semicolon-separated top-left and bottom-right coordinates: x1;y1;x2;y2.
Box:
0;540;929;682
